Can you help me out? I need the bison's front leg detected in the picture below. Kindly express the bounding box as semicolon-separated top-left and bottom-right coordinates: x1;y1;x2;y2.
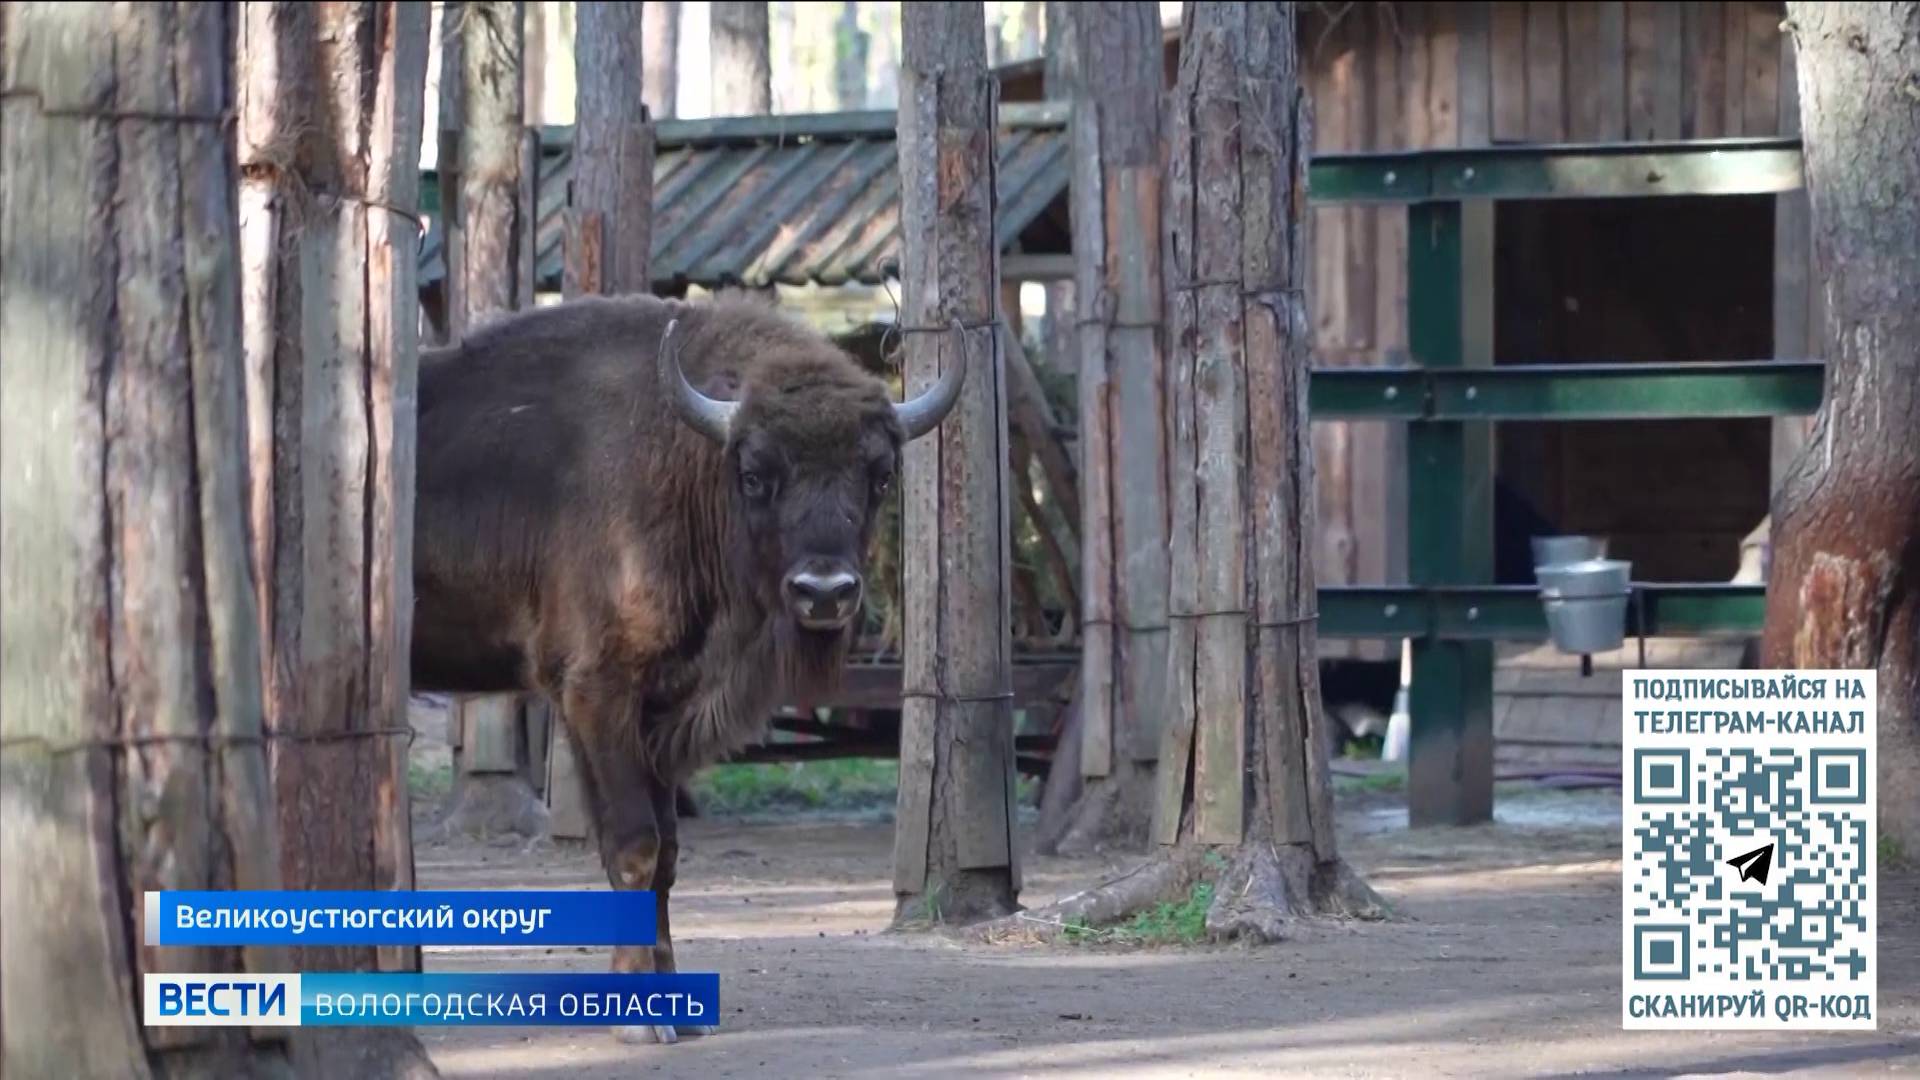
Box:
560;668;687;1037
564;670;711;1045
647;774;718;1037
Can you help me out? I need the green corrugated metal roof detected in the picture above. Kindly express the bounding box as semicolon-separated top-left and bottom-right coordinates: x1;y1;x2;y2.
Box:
420;103;1070;293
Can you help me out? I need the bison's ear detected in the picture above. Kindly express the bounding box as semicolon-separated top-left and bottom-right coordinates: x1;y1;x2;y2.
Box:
894;319;969;440
659;318;737;443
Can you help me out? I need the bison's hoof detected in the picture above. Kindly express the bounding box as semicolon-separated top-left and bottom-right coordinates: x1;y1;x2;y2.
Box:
611;1022;719;1044
613;1024;679;1045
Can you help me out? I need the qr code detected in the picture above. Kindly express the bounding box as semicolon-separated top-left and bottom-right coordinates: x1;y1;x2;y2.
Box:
1629;747;1870;983
1622;669;1876;1030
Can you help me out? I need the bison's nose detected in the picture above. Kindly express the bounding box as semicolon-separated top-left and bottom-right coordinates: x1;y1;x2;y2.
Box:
785;567;863;629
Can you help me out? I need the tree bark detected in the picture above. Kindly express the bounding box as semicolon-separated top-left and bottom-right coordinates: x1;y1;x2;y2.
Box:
834;1;870;110
982;1;1383;946
447;0;530;327
711;1;772;115
568;0;655;298
1763;2;1920;859
1014;0;1043;60
436;0;548;844
869;0;901;108
1048;0;1171;856
523;0;548;124
1039;0;1079;478
1;4;292;1074
644;1;681;119
891;0;1021;927
235;0;435;1006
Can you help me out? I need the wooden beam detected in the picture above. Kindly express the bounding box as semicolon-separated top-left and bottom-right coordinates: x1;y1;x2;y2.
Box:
890;0;1020;916
1002;253;1075;280
537;101;1073;151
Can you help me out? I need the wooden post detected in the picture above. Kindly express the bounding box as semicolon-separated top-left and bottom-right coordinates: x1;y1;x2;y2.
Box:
2;4;292;1072
1764;1;1920;855
1155;0;1377;931
435;0;548;840
983;2;1382;945
891;0;1020;926
1403;196;1497;828
544;0;657;839
1049;0;1170;854
236;1;433;982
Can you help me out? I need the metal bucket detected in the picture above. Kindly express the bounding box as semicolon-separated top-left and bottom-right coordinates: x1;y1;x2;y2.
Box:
1531;534;1607;569
1535;558;1632;655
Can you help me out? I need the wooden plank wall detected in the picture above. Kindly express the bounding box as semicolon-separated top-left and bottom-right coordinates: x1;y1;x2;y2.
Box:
1301;2;1803;650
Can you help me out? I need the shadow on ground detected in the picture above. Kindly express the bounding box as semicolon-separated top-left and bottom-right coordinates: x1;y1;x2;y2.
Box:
412;786;1918;1079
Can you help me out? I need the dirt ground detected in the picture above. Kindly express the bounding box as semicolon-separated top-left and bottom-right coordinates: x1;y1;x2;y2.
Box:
407;781;1919;1080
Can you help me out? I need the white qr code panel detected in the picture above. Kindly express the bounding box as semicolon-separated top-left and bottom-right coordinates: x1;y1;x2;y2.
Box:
1623;670;1876;1031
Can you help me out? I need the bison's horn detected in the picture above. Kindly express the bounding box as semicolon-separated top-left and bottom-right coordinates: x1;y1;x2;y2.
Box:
659;317;736;444
894;319;970;440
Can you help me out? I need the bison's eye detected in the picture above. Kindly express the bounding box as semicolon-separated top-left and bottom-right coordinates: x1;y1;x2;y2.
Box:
740;470;771;501
872;470;892;497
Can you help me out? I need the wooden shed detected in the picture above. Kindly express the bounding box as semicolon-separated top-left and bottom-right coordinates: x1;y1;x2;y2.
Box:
1001;1;1810;665
416;0;1809;686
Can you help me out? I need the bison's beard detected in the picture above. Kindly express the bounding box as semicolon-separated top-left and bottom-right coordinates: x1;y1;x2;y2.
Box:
774;615;855;707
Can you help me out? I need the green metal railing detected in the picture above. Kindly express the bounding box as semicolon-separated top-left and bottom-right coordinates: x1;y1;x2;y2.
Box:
1300;136;1819;827
1309;360;1824;421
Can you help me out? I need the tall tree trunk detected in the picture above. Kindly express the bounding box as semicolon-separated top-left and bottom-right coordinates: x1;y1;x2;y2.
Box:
549;0;661;842
868;0;902;108
569;1;655;298
1050;0;1169;856
711;1;772;115
982;1;1381;945
448;0;532;325
834;1;870;110
891;0;1021;928
1014;0;1043;59
431;0;464;346
1;5;292;1074
644;1;682;119
1763;2;1920;859
524;0;547;124
436;0;548;843
1039;0;1078;420
235;1;434;1016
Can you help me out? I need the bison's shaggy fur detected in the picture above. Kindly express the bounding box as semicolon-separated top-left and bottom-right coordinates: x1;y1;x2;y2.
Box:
413;293;912;1038
414;293;900;775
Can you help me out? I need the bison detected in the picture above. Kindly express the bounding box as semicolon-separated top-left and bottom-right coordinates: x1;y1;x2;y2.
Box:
412;293;964;1043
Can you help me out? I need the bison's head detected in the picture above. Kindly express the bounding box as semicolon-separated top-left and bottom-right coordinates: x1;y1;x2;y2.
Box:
658;317;965;638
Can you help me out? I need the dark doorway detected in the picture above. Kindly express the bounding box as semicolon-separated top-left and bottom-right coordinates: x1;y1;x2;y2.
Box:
1492;195;1775;584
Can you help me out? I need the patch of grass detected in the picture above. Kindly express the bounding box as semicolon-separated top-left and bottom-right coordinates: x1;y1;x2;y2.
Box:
1062;880;1216;947
690;758;899;818
1881;833;1910;870
1016;773;1042;808
1341;734;1386;760
408;760;452;799
1334;769;1405;795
